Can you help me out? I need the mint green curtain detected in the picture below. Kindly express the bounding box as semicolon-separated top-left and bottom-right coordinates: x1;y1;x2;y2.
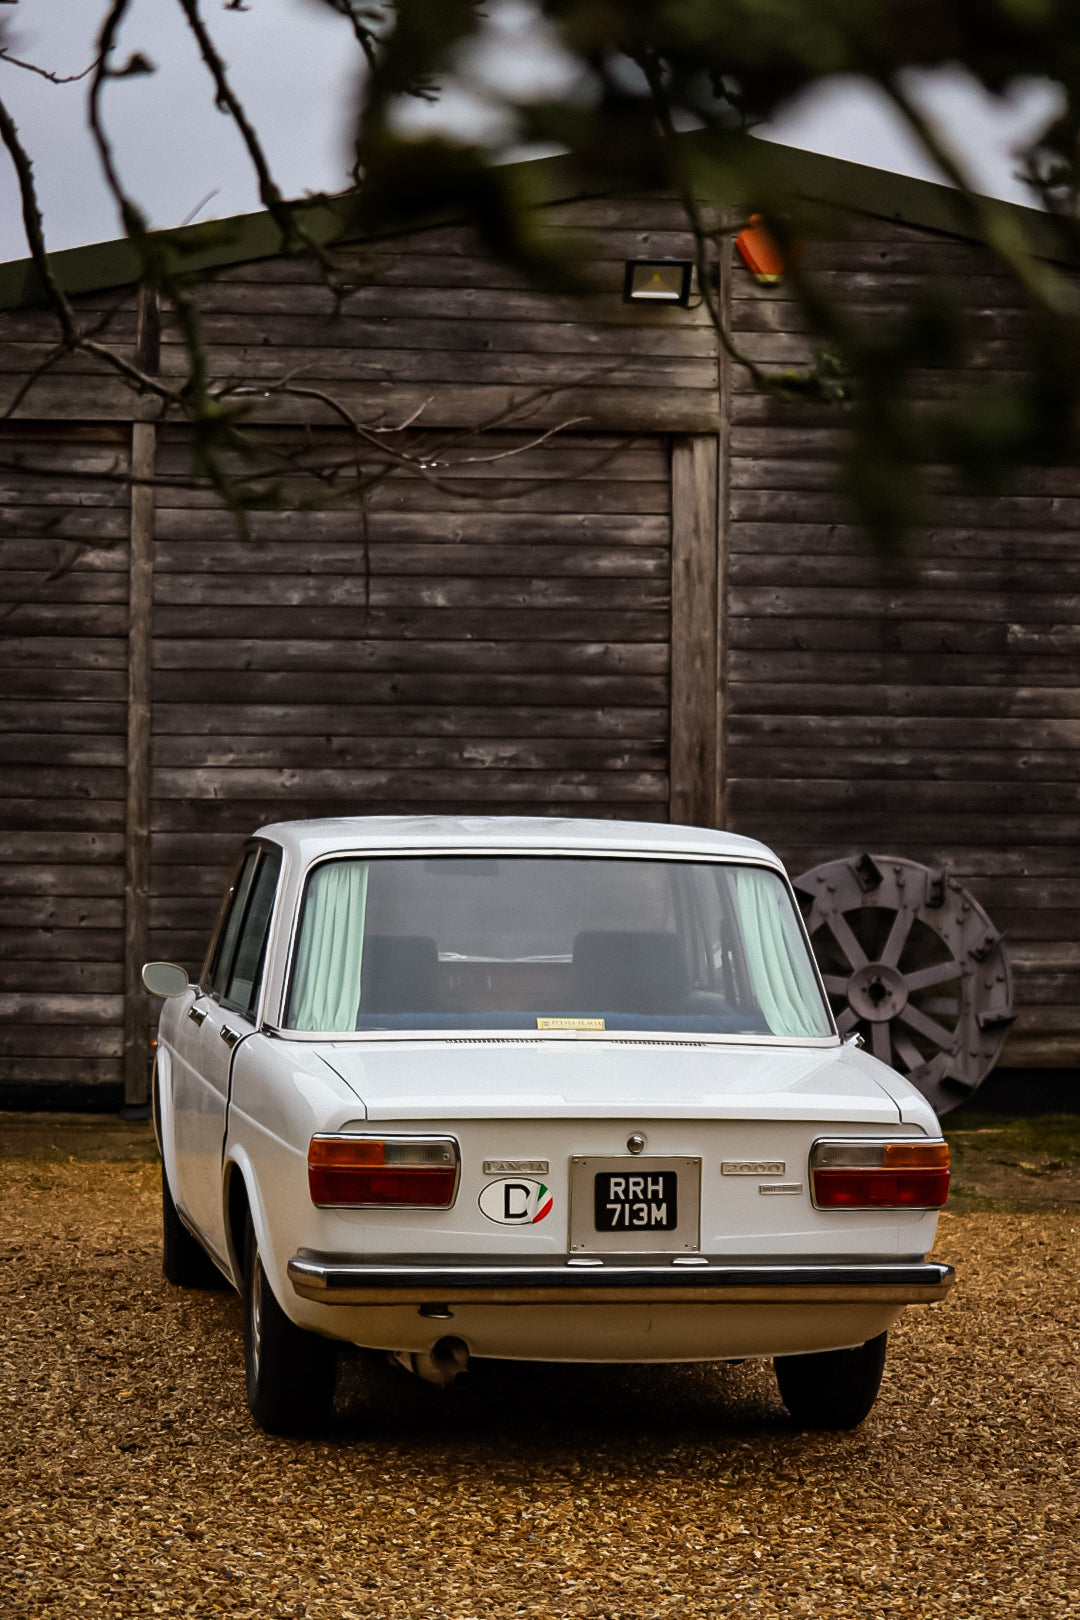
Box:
733;868;830;1038
289;860;369;1031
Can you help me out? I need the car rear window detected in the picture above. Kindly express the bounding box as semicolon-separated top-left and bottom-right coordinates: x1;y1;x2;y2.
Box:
283;856;832;1040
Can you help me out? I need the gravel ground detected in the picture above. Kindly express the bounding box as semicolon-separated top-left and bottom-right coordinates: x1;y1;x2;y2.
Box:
2;1148;1079;1619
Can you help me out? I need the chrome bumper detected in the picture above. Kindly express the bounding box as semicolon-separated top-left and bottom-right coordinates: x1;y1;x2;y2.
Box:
288;1254;955;1307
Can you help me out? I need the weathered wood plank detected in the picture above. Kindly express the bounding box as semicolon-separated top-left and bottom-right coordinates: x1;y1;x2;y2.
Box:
151;670;669;705
0;736;126;766
739;810;1080;848
151;607;669;642
0;960;122;991
162;349;720;390
182;280;711;326
152;511;671;543
728;655;1080;692
153;639;668;674
1;897;125;927
0;929;123;961
1;799;124;831
0;1025;122;1057
0;377;720;432
153;736;668;771
153;703;666;738
153;542;671;579
0;636;128;669
0;831;124;863
729;778;1080;812
0;700;127;730
728;585;1080;624
0;865;124;896
728;715;1080;747
0;1058;122;1083
0;993;123;1024
154;575;669;611
728;745;1080;783
157;475;672;515
151;766;668;800
727;519;1080;561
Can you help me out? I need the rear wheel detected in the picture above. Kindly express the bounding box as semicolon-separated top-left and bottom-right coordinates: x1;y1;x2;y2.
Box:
774;1332;888;1429
242;1212;338;1435
161;1163;222;1288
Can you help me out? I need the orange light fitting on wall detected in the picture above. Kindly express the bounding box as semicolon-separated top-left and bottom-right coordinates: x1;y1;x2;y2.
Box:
735;215;788;284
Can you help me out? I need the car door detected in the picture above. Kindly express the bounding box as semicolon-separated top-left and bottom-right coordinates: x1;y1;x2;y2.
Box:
168;844;281;1259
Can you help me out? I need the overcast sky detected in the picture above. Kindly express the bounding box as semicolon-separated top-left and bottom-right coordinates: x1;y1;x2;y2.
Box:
0;0;1064;266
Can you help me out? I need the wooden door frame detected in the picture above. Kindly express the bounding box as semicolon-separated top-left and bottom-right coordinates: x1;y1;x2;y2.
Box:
669;433;722;828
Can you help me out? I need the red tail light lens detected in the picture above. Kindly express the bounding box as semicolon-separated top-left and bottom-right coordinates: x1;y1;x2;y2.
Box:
308;1135;459;1208
811;1140;950;1210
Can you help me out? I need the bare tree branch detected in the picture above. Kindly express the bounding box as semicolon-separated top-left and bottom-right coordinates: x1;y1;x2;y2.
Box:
0;48;102;85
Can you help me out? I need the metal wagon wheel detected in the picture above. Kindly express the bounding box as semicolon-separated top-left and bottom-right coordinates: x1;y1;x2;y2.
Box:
794;854;1013;1115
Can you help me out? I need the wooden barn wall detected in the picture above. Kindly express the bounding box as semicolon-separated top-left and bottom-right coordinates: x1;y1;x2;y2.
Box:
148;427;674;974
723;217;1080;1068
0;196;714;1104
0;427;131;1094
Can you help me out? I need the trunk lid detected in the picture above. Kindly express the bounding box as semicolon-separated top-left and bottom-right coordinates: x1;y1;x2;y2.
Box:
315;1037;900;1125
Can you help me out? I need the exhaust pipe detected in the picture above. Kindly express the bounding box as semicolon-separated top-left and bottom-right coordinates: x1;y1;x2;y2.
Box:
391;1336;471;1388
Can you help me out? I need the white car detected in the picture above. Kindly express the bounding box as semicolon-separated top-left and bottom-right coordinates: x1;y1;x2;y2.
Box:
145;815;953;1435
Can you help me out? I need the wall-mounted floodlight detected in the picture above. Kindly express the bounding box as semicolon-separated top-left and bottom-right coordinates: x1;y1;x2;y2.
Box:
623;260;694;306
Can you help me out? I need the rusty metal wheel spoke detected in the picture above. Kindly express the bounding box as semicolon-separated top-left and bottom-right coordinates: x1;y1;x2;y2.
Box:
870;1023;892;1066
822;912;869;972
880;907;915;969
902;961;963;993
892;1031;925;1071
796;854;1014;1114
897;1002;957;1053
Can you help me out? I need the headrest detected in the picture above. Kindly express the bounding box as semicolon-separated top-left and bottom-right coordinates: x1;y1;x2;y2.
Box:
359;935;439;1013
571;930;689;1015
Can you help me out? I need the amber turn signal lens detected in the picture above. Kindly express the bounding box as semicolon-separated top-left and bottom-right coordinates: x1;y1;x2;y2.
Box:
811;1140;950;1210
308;1135;459;1208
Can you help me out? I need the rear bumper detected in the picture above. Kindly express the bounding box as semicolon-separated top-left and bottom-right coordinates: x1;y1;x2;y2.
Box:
288;1254;955;1306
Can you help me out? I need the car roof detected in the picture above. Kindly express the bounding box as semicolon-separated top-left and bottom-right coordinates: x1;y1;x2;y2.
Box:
253;814;784;868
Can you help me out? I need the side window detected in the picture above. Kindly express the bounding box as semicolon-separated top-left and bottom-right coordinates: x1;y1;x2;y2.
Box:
207;847;281;1018
223;853;280;1016
208;851;260;999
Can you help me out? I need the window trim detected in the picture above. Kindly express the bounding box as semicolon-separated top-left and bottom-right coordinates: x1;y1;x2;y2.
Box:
273;849;837;1044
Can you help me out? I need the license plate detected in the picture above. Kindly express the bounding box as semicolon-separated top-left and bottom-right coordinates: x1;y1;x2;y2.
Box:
569;1156;700;1252
594;1170;678;1232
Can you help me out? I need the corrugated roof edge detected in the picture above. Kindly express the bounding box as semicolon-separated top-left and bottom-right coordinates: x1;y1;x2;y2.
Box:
0;139;1070;312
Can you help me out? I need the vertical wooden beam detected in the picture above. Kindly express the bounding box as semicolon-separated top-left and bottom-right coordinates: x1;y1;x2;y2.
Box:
669;434;719;827
715;228;733;829
122;286;159;1112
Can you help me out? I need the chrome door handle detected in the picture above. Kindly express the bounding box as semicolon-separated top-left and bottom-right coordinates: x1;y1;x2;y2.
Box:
188;1006;207;1026
220;1025;239;1048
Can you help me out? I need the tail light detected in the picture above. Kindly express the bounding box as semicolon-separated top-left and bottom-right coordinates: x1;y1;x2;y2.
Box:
309;1135;459;1208
811;1139;950;1210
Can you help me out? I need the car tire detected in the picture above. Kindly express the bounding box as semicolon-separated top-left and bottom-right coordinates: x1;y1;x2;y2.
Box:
161;1164;223;1289
242;1212;338;1436
774;1331;888;1429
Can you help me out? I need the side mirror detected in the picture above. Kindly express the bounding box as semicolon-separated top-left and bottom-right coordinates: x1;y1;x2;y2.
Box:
142;961;190;998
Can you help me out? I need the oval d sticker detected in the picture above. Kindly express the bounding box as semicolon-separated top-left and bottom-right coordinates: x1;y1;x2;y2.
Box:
479;1178;553;1225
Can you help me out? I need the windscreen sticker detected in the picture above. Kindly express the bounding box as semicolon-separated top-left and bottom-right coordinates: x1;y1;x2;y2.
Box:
536;1017;605;1031
479;1178;554;1225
